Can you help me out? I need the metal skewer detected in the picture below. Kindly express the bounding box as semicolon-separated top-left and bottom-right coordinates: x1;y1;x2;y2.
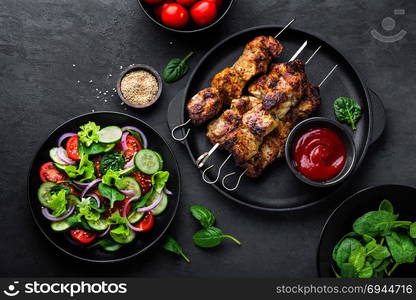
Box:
170;18;296;143
196;40;309;169
221;62;339;191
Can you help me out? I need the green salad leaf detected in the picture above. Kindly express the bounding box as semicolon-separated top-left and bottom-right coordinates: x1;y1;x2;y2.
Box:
81;142;115;155
77;197;101;221
61;153;96;182
151;171;170;193
190;205;215;228
410;223;416;239
379;199;394;213
89;238;122;252
334;97;362;130
102;169;121;186
192;226;241;248
100;151;124;175
163;236;190;263
78;121;100;147
352;210;400;236
386;231;416;264
111;225;130;238
162;52;193;83
98;183;125;208
49;189;68;217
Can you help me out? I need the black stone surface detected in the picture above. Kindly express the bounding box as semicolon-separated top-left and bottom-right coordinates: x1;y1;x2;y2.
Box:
0;0;414;277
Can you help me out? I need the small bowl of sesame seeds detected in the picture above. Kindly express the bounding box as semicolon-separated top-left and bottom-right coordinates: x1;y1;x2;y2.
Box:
117;64;162;108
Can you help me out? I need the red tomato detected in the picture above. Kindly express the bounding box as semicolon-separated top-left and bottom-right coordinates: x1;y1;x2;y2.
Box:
206;0;222;8
124;135;142;161
103;197;132;219
132;171;152;194
39;162;67;183
70;229;96;244
143;0;162;4
135;212;154;232
176;0;198;7
154;0;175;19
161;3;189;28
91;155;102;178
66;136;80;161
190;1;217;26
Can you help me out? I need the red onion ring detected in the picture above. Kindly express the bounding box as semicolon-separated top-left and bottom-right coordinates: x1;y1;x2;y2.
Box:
57;147;75;165
97;226;111;238
122;196;140;218
58;132;77;148
86;193;101;208
81;178;102;198
42;205;75;221
121;131;129;151
123;155;135;169
136;192;163;213
163;187;173;195
120;189;135;196
73;181;90;188
121;126;148;148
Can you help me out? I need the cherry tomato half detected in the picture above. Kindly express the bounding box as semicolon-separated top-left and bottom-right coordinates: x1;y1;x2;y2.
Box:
135;212;154;232
132;170;152;194
143;0;162;4
124;135;142;161
190;1;217;26
69;229;96;244
176;0;198;7
103;196;132;219
161;3;189;28
66;136;80;161
154;0;175;20
39;162;67;183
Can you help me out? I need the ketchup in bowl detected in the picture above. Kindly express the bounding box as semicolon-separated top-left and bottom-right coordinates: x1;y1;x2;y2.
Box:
293;127;347;181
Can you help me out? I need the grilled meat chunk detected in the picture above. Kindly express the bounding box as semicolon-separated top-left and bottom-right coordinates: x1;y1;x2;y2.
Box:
243;83;321;177
211;68;246;104
187;88;222;126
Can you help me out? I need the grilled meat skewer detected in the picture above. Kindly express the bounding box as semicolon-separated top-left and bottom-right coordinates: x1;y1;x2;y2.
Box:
187;36;284;126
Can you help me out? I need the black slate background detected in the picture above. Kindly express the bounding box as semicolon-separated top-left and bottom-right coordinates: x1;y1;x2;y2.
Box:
0;0;415;277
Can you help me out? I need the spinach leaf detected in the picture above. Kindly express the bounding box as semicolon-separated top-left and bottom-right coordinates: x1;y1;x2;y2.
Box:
365;240;391;260
353;210;400;236
379;199;394;214
375;258;392;272
386;231;416;264
348;246;366;272
163;236;190;263
332;237;362;268
82;142;115;155
358;262;374;278
151;171;170;193
340;263;358;278
100;151;124;175
334;97;362;130
190;205;215;228
78;121;100;147
89;238;122;252
410;223;416;239
192;226;241;248
98;183;125;208
162;52;193;83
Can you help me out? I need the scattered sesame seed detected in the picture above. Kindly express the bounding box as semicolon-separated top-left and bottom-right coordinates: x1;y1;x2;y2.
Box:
92;109;95;112
169;41;173;45
77;80;80;83
72;64;76;67
109;74;112;77
120;66;123;69
89;80;93;83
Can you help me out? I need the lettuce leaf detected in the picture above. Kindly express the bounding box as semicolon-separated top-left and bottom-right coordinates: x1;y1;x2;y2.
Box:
78;121;100;147
151;171;169;193
61;153;96;182
50;189;68;217
102;169;121;186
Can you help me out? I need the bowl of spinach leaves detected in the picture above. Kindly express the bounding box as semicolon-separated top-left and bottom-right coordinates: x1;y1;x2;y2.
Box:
317;185;416;278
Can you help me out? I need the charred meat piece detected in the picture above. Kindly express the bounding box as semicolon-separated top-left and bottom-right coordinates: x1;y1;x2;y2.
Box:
243;83;321;177
211;68;246;104
187;88;222;126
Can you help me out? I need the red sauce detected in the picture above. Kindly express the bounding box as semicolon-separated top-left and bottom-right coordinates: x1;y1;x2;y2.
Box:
293;127;347;181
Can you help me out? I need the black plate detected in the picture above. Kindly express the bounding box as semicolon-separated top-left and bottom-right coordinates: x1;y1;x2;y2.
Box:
137;0;235;33
28;112;181;263
170;25;386;211
317;185;416;277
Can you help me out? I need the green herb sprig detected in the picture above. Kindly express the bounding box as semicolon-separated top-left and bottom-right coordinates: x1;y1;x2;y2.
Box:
334;97;362;130
162;52;193;83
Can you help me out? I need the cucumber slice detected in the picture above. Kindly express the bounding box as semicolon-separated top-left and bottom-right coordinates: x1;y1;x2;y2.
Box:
38;182;57;208
49;147;67;164
147;191;168;216
98;126;122;144
119;166;135;176
128;210;144;223
51;220;71;232
153;151;163;171
110;229;136;244
134;149;160;175
87;218;109;231
115;177;141;198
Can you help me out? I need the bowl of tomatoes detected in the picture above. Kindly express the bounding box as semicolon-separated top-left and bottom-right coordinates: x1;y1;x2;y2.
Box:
138;0;234;33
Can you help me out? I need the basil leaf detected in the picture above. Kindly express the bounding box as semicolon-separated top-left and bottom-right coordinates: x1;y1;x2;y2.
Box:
98;183;125;208
163;236;190;263
100;151;124;175
334;97;362;130
379;199;394;214
192;226;241;248
162;52;193;83
190;205;215;228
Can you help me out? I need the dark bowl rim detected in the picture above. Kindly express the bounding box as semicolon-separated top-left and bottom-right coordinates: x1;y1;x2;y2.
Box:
316;184;416;277
137;0;235;33
116;64;163;109
27;111;181;263
284;117;357;187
